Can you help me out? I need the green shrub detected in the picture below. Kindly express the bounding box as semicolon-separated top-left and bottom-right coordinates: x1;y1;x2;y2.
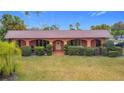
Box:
0;41;21;78
108;51;120;57
84;48;95;56
21;46;32;56
34;46;45;56
64;44;68;55
107;46;123;56
114;47;123;56
78;47;84;56
67;46;84;55
101;47;108;56
104;40;114;48
46;44;52;56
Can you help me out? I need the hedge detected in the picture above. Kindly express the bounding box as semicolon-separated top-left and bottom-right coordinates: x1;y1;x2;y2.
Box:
101;47;108;56
107;46;123;56
46;44;52;56
34;46;45;56
67;46;84;55
94;47;101;56
84;48;95;56
64;44;68;55
65;45;123;57
21;46;32;56
108;51;120;57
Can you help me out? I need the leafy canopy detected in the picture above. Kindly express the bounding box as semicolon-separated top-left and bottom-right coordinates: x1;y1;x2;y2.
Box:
0;14;26;30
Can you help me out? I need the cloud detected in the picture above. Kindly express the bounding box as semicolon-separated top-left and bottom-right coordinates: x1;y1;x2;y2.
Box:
96;11;107;16
90;12;97;16
89;11;107;17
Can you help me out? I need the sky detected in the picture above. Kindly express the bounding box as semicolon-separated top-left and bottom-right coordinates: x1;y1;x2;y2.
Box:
0;11;124;30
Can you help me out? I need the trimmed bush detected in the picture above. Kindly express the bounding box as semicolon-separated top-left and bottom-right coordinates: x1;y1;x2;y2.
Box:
101;47;108;56
79;47;84;56
84;48;95;56
107;46;123;56
114;47;123;56
34;46;45;56
67;46;84;55
21;46;32;56
64;44;68;55
46;44;52;56
108;51;120;57
104;40;114;48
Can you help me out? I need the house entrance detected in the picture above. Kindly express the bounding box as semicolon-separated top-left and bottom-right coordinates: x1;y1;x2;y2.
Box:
55;41;62;50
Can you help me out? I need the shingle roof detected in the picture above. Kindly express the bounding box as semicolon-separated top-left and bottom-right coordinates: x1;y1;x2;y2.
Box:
5;30;111;39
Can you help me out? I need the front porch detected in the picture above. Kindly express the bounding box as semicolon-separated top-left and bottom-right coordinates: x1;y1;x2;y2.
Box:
14;38;105;52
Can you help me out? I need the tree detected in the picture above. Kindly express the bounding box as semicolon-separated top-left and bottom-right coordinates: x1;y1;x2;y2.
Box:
90;24;110;30
69;24;75;30
0;14;26;41
75;22;80;30
111;21;124;30
42;25;59;31
0;27;7;41
50;25;59;30
1;14;26;30
111;21;124;36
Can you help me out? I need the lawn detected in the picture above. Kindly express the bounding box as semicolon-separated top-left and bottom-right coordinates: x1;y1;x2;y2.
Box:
17;56;124;80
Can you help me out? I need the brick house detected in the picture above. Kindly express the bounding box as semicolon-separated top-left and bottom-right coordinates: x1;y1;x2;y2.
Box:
5;30;111;51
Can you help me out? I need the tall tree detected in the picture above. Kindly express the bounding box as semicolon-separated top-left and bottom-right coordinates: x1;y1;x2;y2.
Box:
111;21;124;30
0;27;7;41
42;25;59;31
69;24;75;30
50;25;59;30
1;14;26;30
0;14;26;41
75;22;80;30
111;21;124;36
90;24;110;30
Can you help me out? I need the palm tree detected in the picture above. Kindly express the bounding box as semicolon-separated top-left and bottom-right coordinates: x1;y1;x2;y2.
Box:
69;24;74;30
50;25;59;30
75;22;80;30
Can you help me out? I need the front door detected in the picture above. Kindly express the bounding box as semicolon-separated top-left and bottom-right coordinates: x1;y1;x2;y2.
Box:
55;41;62;51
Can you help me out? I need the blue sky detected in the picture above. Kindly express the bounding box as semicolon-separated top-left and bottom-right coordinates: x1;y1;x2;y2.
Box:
0;11;124;30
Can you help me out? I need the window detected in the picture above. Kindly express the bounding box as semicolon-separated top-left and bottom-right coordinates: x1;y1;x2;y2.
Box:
36;40;49;47
68;39;81;46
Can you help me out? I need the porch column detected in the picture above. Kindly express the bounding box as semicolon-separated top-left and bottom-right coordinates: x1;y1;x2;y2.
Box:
25;40;30;46
64;41;67;45
87;39;92;47
100;39;105;47
49;40;53;45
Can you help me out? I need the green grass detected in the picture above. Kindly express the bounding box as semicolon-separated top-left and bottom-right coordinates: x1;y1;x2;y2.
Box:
17;56;124;80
